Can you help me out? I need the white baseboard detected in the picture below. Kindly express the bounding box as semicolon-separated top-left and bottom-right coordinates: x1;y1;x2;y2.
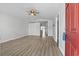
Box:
0;35;27;44
28;34;40;36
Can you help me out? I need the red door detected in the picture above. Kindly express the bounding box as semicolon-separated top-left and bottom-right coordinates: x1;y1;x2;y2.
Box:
65;3;79;56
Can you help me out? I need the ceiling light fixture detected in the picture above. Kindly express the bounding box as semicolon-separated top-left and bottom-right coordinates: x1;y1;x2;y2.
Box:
25;8;39;16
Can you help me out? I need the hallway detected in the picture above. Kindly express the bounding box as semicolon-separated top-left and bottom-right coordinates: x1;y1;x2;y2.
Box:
0;36;62;56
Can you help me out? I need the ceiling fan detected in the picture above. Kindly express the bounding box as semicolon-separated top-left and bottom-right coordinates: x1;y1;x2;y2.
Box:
25;8;39;16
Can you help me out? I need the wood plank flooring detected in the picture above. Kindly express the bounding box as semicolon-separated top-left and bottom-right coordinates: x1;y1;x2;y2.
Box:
0;36;62;56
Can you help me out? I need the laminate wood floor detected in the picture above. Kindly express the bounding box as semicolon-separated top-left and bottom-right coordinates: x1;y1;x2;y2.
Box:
0;36;62;56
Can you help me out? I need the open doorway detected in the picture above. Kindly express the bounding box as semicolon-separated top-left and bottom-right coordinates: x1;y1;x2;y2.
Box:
40;21;48;38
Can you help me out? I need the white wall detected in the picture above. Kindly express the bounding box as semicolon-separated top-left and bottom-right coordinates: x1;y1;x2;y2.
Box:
53;18;57;42
53;4;65;55
59;4;65;55
48;20;53;36
28;23;40;36
0;13;28;43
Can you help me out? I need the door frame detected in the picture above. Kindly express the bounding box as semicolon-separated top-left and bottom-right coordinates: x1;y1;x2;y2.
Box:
57;15;59;47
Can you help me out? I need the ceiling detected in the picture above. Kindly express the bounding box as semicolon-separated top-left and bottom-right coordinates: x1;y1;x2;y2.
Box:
0;3;64;20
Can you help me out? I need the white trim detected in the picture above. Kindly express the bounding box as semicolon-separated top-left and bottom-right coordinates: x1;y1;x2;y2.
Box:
0;35;27;44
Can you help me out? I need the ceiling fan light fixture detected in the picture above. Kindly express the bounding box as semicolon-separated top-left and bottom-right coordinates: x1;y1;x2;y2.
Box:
25;8;39;16
30;13;35;16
